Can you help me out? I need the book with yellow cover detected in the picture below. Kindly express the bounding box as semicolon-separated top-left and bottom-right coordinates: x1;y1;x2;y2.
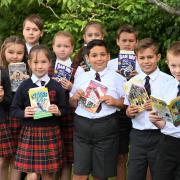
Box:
151;96;180;127
124;79;149;112
29;87;52;119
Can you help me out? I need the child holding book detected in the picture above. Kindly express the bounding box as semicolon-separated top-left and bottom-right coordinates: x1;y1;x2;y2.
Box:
149;41;180;180
51;31;75;180
0;67;14;180
0;35;28;180
23;14;44;54
70;39;126;180
125;38;173;180
73;21;105;79
107;24;139;180
11;45;66;180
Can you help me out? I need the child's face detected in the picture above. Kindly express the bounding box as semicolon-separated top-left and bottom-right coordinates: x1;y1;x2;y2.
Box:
86;45;110;72
28;51;51;78
5;43;25;64
52;36;73;61
167;52;180;81
83;26;104;44
23;20;43;46
137;47;160;75
117;32;137;51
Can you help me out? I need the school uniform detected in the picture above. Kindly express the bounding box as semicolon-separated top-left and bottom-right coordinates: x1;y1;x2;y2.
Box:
50;56;75;164
0;67;14;157
107;57;142;154
11;74;66;173
154;79;180;180
70;67;126;179
124;68;174;180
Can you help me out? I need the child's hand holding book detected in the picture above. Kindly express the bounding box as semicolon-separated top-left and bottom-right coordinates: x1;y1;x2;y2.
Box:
25;106;36;118
126;105;139;118
0;86;4;102
48;104;61;116
149;111;166;129
144;99;152;111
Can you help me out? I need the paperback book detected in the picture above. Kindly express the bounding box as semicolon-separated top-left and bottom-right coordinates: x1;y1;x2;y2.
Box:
29;87;52;119
54;62;73;81
124;82;149;112
79;80;108;113
151;96;180;127
8;62;29;92
118;50;136;79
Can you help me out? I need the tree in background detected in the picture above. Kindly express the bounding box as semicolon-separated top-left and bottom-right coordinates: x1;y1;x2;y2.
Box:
0;0;179;71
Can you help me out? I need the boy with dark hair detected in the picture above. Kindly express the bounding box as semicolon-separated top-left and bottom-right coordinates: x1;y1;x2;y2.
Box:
70;39;126;180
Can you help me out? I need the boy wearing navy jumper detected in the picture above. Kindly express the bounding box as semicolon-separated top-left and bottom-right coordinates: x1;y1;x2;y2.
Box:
125;38;174;180
149;41;180;180
70;39;126;180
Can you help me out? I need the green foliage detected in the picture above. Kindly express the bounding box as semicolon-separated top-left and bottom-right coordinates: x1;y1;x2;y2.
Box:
0;0;179;72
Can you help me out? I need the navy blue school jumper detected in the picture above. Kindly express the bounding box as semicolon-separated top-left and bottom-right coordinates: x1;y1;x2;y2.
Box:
0;67;14;157
49;54;75;164
11;78;66;173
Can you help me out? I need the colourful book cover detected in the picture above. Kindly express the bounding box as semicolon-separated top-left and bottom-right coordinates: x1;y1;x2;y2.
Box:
127;83;149;112
8;62;29;92
29;87;52;119
79;80;108;113
54;63;73;81
151;96;180;127
118;50;136;78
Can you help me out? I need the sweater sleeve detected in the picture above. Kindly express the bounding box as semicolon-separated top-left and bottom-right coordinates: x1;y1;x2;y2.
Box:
10;82;26;119
0;69;12;108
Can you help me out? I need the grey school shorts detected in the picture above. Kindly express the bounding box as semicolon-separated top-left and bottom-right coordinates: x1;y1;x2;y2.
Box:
73;112;119;179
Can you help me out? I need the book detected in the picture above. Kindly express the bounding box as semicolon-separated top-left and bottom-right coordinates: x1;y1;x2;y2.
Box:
151;96;180;127
79;80;108;113
54;62;73;81
28;87;52;119
124;83;149;112
8;62;29;92
118;50;136;78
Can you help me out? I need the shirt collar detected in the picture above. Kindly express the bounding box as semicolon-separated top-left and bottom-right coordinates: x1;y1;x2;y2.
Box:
26;42;39;54
140;67;160;81
90;67;109;78
31;73;50;86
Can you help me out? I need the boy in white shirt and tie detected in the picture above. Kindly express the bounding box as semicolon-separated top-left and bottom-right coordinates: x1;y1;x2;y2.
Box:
70;39;126;180
149;41;180;180
125;38;173;180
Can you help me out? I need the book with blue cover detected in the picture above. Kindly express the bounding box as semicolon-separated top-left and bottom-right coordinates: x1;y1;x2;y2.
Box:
118;50;136;78
54;63;73;81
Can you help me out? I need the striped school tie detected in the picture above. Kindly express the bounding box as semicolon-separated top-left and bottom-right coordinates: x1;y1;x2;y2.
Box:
177;84;180;96
41;81;46;86
144;76;151;97
95;72;102;112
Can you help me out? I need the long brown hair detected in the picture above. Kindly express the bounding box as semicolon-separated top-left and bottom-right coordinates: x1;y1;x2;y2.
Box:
0;35;26;68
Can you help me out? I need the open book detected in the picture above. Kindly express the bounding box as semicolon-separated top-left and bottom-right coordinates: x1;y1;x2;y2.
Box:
151;96;180;127
124;81;149;112
29;87;52;119
118;50;136;79
79;80;108;113
54;62;73;81
8;62;29;92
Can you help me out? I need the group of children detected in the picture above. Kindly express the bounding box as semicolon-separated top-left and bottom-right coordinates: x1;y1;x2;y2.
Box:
0;12;179;180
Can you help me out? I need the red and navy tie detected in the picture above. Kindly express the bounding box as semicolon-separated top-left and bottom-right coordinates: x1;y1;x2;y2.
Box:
177;84;180;96
144;76;151;97
95;72;102;112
